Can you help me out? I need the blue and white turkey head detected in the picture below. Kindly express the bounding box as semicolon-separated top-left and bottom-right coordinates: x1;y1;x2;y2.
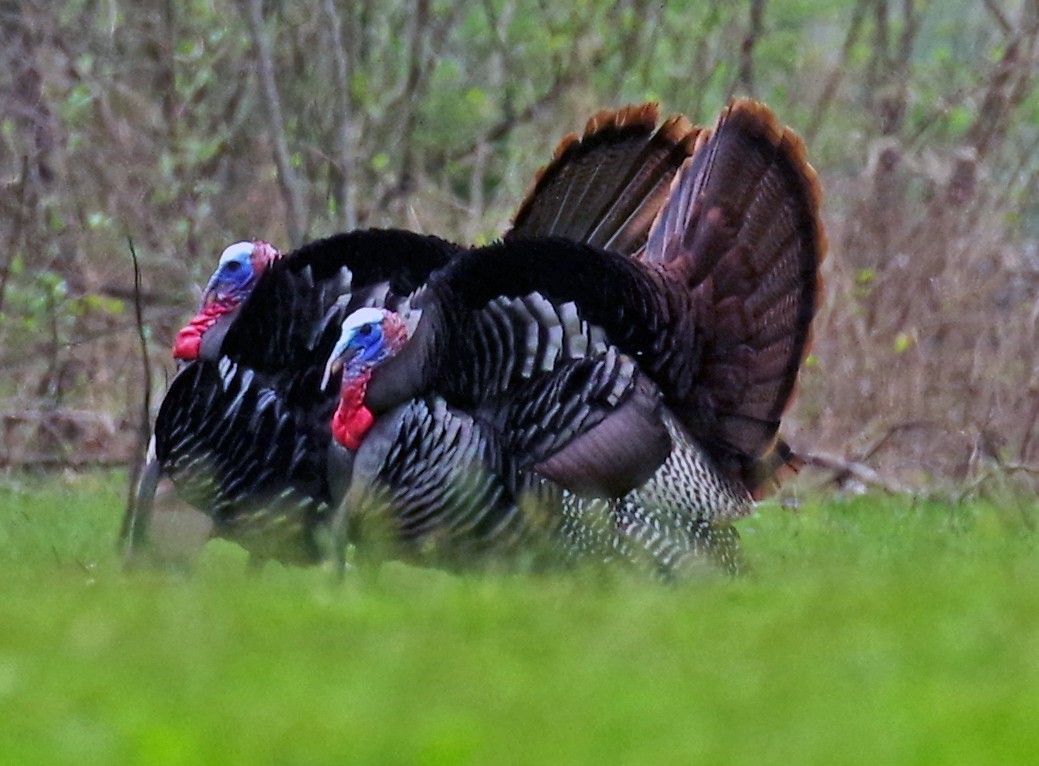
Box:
173;240;280;361
323;307;409;453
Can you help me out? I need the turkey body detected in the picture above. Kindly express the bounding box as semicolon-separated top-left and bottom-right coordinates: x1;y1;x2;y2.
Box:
124;230;460;564
322;99;825;576
334;389;749;575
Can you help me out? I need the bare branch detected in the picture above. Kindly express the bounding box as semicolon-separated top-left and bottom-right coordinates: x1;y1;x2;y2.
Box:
805;0;869;143
983;0;1014;36
0;155;29;315
441;54;596;170
855;419;940;464
800;450;910;494
393;0;431;201
322;0;358;231
242;0;307;246
896;0;924;77
964;12;1039;164
737;0;766;97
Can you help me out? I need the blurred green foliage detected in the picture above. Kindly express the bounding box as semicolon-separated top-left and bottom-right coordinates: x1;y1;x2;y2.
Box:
0;473;1037;763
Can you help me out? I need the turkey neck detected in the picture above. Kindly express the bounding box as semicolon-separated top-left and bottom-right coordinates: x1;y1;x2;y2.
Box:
332;365;376;451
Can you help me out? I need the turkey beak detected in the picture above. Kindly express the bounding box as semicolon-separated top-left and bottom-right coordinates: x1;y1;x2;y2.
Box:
200;273;223;308
201;271;244;308
321;343;357;390
321;357;343;390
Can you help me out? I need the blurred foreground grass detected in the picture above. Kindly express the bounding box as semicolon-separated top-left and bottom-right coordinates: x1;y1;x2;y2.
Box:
1;472;1037;764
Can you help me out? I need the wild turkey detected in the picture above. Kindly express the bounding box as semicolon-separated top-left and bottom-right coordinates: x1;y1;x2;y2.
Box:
122;230;460;564
319;99;824;576
122;101;705;566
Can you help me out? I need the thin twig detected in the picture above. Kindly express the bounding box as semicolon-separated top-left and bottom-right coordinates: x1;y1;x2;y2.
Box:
1018;386;1039;463
0;407;118;425
0;455;132;470
800;450;909;494
856;419;938;464
122;236;153;537
443;70;579;166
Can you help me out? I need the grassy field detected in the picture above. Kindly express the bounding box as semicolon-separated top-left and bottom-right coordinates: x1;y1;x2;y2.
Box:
1;472;1037;765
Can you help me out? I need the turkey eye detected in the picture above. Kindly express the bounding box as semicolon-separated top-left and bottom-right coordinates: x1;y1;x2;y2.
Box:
225;261;242;272
358;324;373;337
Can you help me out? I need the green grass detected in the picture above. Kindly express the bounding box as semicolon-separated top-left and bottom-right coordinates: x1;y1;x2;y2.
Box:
1;473;1037;765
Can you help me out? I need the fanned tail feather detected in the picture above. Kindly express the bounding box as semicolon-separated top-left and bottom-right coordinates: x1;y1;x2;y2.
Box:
509;104;705;255
647;99;826;495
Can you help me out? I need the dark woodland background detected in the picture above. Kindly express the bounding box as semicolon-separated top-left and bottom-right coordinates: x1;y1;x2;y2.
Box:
3;0;1039;501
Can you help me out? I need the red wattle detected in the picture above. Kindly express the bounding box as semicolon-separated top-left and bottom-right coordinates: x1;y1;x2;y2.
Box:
332;370;376;450
331;400;375;450
172;326;202;360
172;302;233;360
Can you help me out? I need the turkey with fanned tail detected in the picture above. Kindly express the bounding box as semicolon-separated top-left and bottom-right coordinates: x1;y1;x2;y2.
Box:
319;99;824;576
124;98;822;575
121;99;708;567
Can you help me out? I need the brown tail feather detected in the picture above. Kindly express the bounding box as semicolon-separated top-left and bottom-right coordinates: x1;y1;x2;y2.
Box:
647;100;825;485
509;104;705;256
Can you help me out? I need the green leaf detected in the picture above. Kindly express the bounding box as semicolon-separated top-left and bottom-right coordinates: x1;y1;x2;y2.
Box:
464;87;487;108
946;105;973;136
45;207;64;231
